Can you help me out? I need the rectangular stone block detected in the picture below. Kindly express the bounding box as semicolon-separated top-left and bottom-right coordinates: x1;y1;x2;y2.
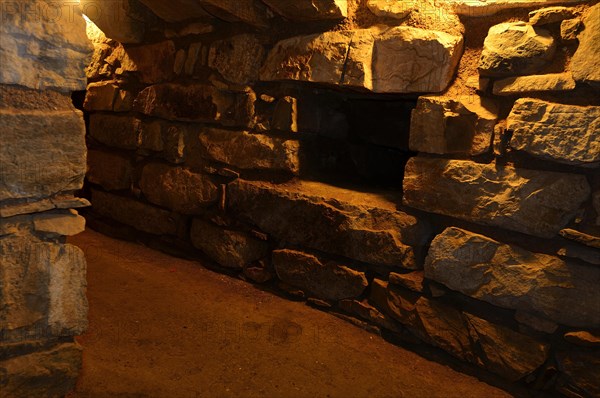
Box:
90;189;186;236
87;150;134;191
134;84;255;127
88;114;140;150
424;227;600;328
228;180;430;269
0;96;86;202
403;157;590;238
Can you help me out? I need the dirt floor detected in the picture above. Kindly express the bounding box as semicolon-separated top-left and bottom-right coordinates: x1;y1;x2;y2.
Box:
68;229;519;398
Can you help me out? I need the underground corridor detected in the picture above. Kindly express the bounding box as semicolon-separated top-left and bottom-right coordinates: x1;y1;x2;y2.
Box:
1;0;600;397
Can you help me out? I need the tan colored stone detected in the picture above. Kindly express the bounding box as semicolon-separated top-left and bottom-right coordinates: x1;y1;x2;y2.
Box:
425;227;600;328
134;84;255;127
409;95;497;156
451;0;585;17
191;219;268;269
260;27;463;93
139;163;219;214
228;180;429;269
571;3;600;86
560;18;581;41
529;6;575;25
272;249;368;301
33;210;85;237
208;34;265;84
198;128;299;174
367;0;414;19
0;104;86;202
0;196;90;219
0;1;92;91
88;114;140;149
479;22;555;76
84;81;119;111
493;73;576;95
87;149;134;191
403;158;590;238
263;0;347;20
389;271;424;293
0;236;87;335
386;286;549;381
507;99;600;166
271;96;298;132
338;299;401;332
107;41;175;84
0;342;82;398
559;228;600;249
91;189;186;236
564;331;600;347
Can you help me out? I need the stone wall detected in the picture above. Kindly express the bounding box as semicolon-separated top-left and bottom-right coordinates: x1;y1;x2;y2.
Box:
82;0;600;396
0;1;92;396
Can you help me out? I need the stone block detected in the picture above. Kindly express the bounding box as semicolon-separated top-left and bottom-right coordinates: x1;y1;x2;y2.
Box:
493;73;576;95
571;3;600;86
87;150;134;191
88;114;140;149
208;34;265;84
262;0;347;20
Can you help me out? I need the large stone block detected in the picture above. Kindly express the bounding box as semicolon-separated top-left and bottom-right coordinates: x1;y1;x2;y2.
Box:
198;128;299;174
0;342;82;398
91;189;186;236
0;95;86;202
403;157;590;238
106;41;175;84
571;2;600;86
492;73;576;95
208;34;265;84
134;84;255;127
87;149;134;191
190;219;268;269
451;0;586;17
84;81;133;112
0;1;92;91
385;284;549;381
507;98;600;167
262;0;347;21
139;163;219;214
272;249;368;301
228;180;430;269
479;22;555;76
260;27;463;93
409;95;497;156
425;227;600;328
0;236;87;336
88;114;140;149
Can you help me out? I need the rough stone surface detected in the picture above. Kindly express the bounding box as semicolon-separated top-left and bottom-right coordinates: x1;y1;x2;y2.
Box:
403;157;590;238
529;6;575;25
367;0;414;19
507;98;600;166
557;350;600;397
0;100;86;202
425;227;600;328
88;114;140;149
138;0;212;22
134;84;255;127
386;286;549;381
261;27;463;93
515;311;558;334
199;0;268;27
208;34;265;84
84;81;133;112
87;150;133;191
0;236;88;336
564;331;600;347
0;1;92;91
559;228;600;249
107;41;175;84
272;249;368;301
0;196;90;219
139;163;219;214
198;128;300;174
0;342;82;398
409;95;497;156
571;3;600;86
560;18;581;41
33;210;86;237
263;0;347;20
389;271;424;293
91;189;185;236
191;219;268;268
479;22;555;77
228;180;429;269
493;73;576;95
450;0;585;16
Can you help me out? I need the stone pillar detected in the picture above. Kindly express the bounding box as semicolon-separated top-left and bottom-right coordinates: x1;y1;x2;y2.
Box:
0;1;92;396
